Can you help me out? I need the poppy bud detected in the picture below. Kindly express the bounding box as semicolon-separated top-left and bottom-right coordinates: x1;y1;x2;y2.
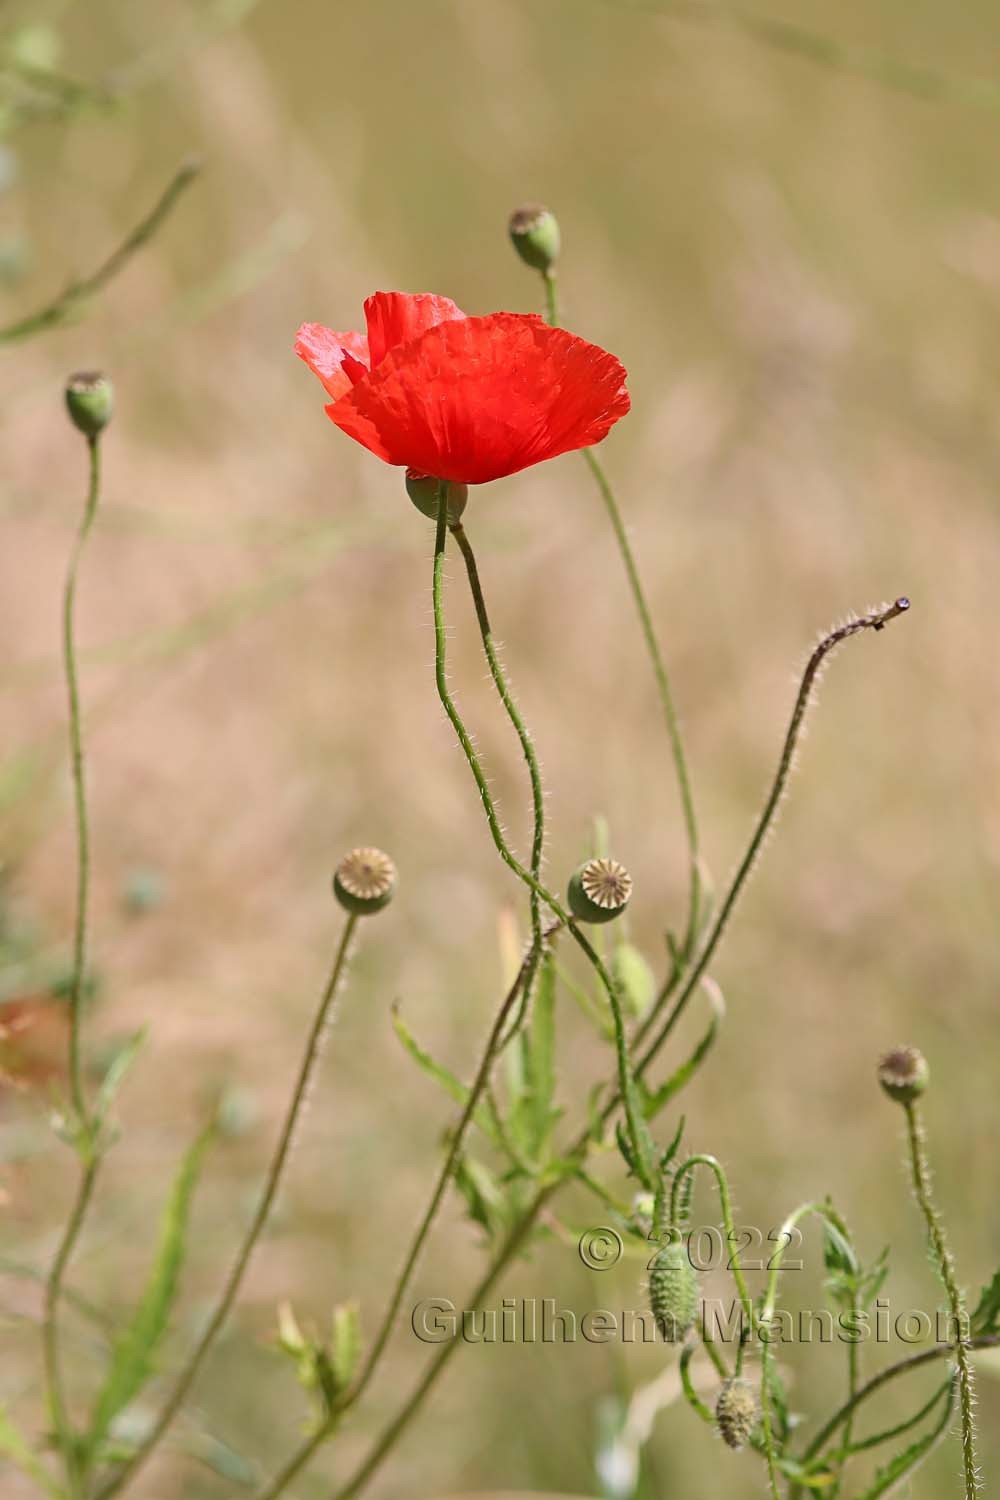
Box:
508;204;561;273
65;371;114;438
715;1377;758;1450
333;847;397;916
648;1240;700;1342
405;469;468;525
567;857;632;925
878;1045;929;1104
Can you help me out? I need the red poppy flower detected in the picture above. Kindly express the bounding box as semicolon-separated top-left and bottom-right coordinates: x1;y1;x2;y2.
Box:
295;291;630;486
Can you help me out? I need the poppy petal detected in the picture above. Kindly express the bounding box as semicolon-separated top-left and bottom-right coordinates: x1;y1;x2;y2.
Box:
363;291;465;369
325;313;630;485
295;323;370;401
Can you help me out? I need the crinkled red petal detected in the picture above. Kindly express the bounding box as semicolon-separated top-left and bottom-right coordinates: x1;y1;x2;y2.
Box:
295;323;370;401
325;312;630;485
363;291;465;369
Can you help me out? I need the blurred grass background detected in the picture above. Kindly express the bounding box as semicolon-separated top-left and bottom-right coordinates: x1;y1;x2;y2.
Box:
2;0;999;1495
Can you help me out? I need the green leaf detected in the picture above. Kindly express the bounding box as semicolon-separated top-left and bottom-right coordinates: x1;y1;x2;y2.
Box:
94;1028;148;1127
330;1301;361;1392
971;1268;1000;1336
612;941;656;1019
87;1120;215;1449
391;1004;499;1146
643;980;724;1120
512;952;560;1160
0;1408;59;1495
454;1155;508;1240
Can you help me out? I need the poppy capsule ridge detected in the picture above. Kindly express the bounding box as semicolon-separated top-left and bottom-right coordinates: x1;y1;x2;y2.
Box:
877;1046;929;1105
508;203;561;273
65;371;114;439
568;857;632;925
333;848;397;916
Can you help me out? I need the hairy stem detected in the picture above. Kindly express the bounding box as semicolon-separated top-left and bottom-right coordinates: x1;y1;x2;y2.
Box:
42;433;103;1494
429;494;647;1183
96;915;358;1499
255;927;556;1500
450;519;544;964
634;599;910;1079
542;267;701;956
669;1154;754;1373
904;1099;979;1498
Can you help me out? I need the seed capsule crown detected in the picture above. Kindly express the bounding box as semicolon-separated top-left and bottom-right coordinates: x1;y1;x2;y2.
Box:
333;847;397;916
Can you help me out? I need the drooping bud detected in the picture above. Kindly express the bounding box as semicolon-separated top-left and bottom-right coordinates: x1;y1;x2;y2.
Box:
65;371;114;438
333;847;396;916
508;203;560;273
405;469;467;525
648;1240;700;1342
567;857;632;925
715;1377;758;1450
878;1046;929;1105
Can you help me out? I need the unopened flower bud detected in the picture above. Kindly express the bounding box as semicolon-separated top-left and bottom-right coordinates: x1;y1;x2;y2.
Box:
567;857;632;925
508;203;560;273
878;1046;929;1104
65;371;113;438
715;1377;758;1450
405;469;468;525
333;847;396;916
648;1240;699;1342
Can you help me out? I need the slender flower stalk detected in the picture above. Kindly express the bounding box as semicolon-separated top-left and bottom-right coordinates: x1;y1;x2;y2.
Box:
254;926;558;1500
429;493;647;1181
669;1155;754;1374
540;265;702;957
633;599;911;1078
96;914;360;1500
449;520;544;965
42;417;105;1498
903;1098;979;1498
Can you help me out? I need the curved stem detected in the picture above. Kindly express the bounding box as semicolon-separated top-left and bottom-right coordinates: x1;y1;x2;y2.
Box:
429;494;647;1183
542;267;701;957
799;1334;1000;1467
634;599;910;1081
254;926;557;1500
450;519;544;965
903;1099;979;1499
96;915;359;1500
42;434;103;1494
669;1154;754;1374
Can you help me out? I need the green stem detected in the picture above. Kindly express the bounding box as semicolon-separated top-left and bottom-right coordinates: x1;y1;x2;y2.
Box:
542;267;701;957
798;1334;1000;1468
253;927;555;1500
42;433;103;1496
64;435;101;1127
903;1099;979;1499
95;915;359;1500
829;1285;861;1499
450;519;544;962
634;599;910;1081
429;494;647;1184
669;1155;754;1374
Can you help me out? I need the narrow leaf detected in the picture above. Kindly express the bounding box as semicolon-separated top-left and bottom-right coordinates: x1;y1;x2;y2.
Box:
644;980;724;1120
851;1379;955;1498
0;1409;59;1495
87;1121;215;1447
971;1268;1000;1336
330;1301;361;1392
390;1004;499;1145
94;1028;148;1125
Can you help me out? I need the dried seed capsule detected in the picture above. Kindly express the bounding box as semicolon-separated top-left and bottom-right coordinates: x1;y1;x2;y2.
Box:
508;203;561;273
648;1240;699;1342
333;847;396;916
568;857;632;925
878;1046;929;1104
715;1377;758;1450
65;371;114;438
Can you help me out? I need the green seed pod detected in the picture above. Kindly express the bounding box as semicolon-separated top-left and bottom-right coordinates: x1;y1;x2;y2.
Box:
508;203;561;273
715;1377;758;1450
648;1240;700;1343
405;469;468;525
567;857;632;925
65;371;114;438
878;1046;929;1105
333;847;396;916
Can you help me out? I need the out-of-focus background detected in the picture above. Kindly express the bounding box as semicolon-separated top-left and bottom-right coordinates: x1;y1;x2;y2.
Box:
2;1;999;1496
